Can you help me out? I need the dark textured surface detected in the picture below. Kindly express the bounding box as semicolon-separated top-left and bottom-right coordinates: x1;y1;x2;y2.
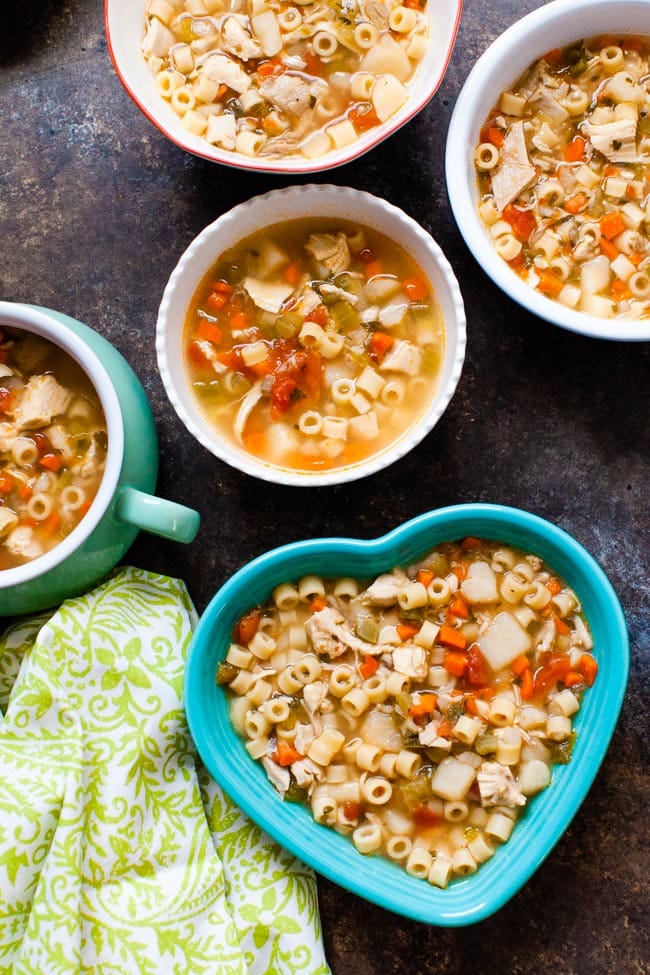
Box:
1;1;648;971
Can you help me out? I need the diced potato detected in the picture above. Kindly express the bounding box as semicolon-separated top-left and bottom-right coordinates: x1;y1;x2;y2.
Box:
430;757;477;801
477;612;531;672
461;561;498;604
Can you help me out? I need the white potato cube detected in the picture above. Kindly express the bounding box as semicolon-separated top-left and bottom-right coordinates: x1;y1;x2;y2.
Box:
477;612;532;672
461;561;498;604
430;757;477;801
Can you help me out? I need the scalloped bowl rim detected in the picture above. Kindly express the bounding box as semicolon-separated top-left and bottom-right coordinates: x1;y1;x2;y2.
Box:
156;183;467;486
445;0;650;342
185;503;629;925
104;0;462;174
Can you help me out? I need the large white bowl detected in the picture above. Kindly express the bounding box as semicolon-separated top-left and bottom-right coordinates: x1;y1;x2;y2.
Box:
105;0;462;174
445;0;650;342
156;183;466;486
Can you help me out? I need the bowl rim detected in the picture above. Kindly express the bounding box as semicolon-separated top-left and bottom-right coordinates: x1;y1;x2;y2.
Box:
156;182;467;486
104;0;463;174
445;0;650;343
184;502;629;925
0;301;125;589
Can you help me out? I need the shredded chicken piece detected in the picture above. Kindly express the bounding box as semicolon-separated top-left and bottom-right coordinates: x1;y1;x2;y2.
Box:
477;761;526;808
418;720;453;751
491;120;537;212
304;233;351;275
392;645;428;680
260;74;313;117
261;756;290;796
202;53;252;94
361;569;409;606
378;339;422;376
221;16;263;60
584;117;637;163
305;606;386;658
13;375;72;431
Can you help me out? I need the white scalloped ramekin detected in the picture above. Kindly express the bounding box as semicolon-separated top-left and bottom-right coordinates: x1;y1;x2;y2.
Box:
105;0;461;174
156;184;466;486
445;0;650;342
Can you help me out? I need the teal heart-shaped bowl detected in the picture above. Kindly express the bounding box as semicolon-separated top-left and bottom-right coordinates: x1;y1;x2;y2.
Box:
185;503;628;925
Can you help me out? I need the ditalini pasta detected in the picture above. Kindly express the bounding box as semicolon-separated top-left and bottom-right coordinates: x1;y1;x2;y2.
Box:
184;218;445;472
0;329;107;570
219;537;599;886
141;0;429;160
475;35;650;323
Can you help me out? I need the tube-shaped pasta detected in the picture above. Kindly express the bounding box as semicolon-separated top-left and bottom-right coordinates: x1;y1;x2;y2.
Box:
246;678;272;707
307;727;345;766
405;847;432;878
386;835;412;860
394;750;421;778
362;675;387;703
355;742;382;772
353;22;378;49
428;855;453;888
294;654;321;684
600;44;624;71
427;577;450;605
312;794;338;824
474;143;500;171
27;493;53;521
494;233;522;261
389;5;417;32
277;665;303;695
245;736;269;760
485;811;515;842
350;71;375;100
171;86;195;115
379;379;405;407
273;582;301;610
333;578;359;599
452;848;477;875
244;710;271;739
397;580;428;610
546;714;572;741
361;776;392;805
385;671;410;695
341;686;370;717
331;377;356;405
262;696;291;724
226;643;253;669
352;823;382;854
12;437;39;466
329;665;357;697
524;580;552;610
488;696;517;727
248;630;276;660
313;31;338;57
298;574;325;602
277;6;301;31
60;485;86;510
229;669;256;696
444;800;468;822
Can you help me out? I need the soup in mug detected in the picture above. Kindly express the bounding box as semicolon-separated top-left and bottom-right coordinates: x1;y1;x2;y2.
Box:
0;328;107;570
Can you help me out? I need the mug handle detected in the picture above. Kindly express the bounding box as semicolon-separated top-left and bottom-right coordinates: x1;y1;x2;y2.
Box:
115;486;200;543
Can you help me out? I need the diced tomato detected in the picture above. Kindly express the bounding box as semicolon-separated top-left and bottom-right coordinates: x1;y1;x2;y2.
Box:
349;104;380;131
465;644;491;687
0;472;14;493
257;56;286;77
206;291;228;313
396;621;419;641
413;804;443;827
274;740;302;767
188;340;211;366
217;348;244;370
503;204;537;242
359;655;378;679
487;126;505;147
305;305;328;327
32;432;53;456
270;375;297;420
39;453;62;472
343;801;361;820
533;652;571;697
233;607;262;645
364;260;384;279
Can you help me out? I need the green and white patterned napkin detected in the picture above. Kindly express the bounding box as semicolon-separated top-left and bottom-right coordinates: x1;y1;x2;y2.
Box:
0;567;331;975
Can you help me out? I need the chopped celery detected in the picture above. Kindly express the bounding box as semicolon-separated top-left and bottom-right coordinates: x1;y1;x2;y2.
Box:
355;615;378;643
216;661;238;685
193;380;224;402
330;300;361;332
399;771;434;810
446;701;465;722
229;373;252;397
550;731;577;765
422;342;441;373
475;733;498;755
284;782;308;803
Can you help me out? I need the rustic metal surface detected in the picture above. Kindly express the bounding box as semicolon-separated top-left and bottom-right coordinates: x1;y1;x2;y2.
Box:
1;1;648;971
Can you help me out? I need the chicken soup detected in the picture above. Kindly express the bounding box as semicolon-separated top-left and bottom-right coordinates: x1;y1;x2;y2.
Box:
0;328;107;570
475;35;650;322
219;537;598;886
141;0;429;160
184;218;445;472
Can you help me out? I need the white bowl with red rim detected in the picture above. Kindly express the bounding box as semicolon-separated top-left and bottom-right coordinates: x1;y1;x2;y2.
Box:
105;0;462;174
155;183;466;485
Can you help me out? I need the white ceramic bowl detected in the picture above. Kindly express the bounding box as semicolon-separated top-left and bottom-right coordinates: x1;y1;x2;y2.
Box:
105;0;461;174
156;183;466;486
445;0;650;342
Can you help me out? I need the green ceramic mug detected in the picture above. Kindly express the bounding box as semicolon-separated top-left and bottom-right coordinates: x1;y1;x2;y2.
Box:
0;302;200;615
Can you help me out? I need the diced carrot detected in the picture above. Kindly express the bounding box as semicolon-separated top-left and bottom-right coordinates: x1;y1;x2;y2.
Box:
625;183;638;200
546;577;562;596
349;105;381;131
19;484;33;501
0;472;14;494
449;595;470;619
579;654;599;687
444;649;468;677
397;621;419;641
233;607;262;645
206;291;228;313
603;164;620;177
563;136;586;162
257;57;286;77
217;349;243;370
364;260;384;279
451;561;468;582
437;718;452;738
533;654;571;696
274;740;303;767
554;615;571;635
416;569;434;588
487;126;505;148
230;311;250;331
520;668;534;700
408;693;438;718
600;211;626;240
369;331;394;358
543;47;563;66
564;671;584;688
611;280;632;300
359;655;378;679
197;320;223;344
439;625;468;652
44;511;61;534
211;279;233;295
284;262;302;286
311;595;328;612
216;84;228;100
249;358;273;378
403;275;429;301
511;653;531;677
564;192;589;214
629;251;643;266
465;695;479;716
536;269;564;298
39;453;62;472
599;237;619;261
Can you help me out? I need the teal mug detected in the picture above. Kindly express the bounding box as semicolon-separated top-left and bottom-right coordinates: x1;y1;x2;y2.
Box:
0;302;200;615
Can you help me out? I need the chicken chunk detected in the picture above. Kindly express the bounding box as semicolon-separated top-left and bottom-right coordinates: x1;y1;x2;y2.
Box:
233;381;264;444
491;120;536;212
418;720;453;751
392;644;428;680
305;606;386;658
0;507;19;538
261;756;290;796
13;375;72;431
477;761;526;808
242;276;294;313
202;53;252;94
141;17;176;58
361;569;409;606
4;525;43;561
260;73;313;117
304;233;351;275
584;117;637;163
378;339;422;376
221;16;263;60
